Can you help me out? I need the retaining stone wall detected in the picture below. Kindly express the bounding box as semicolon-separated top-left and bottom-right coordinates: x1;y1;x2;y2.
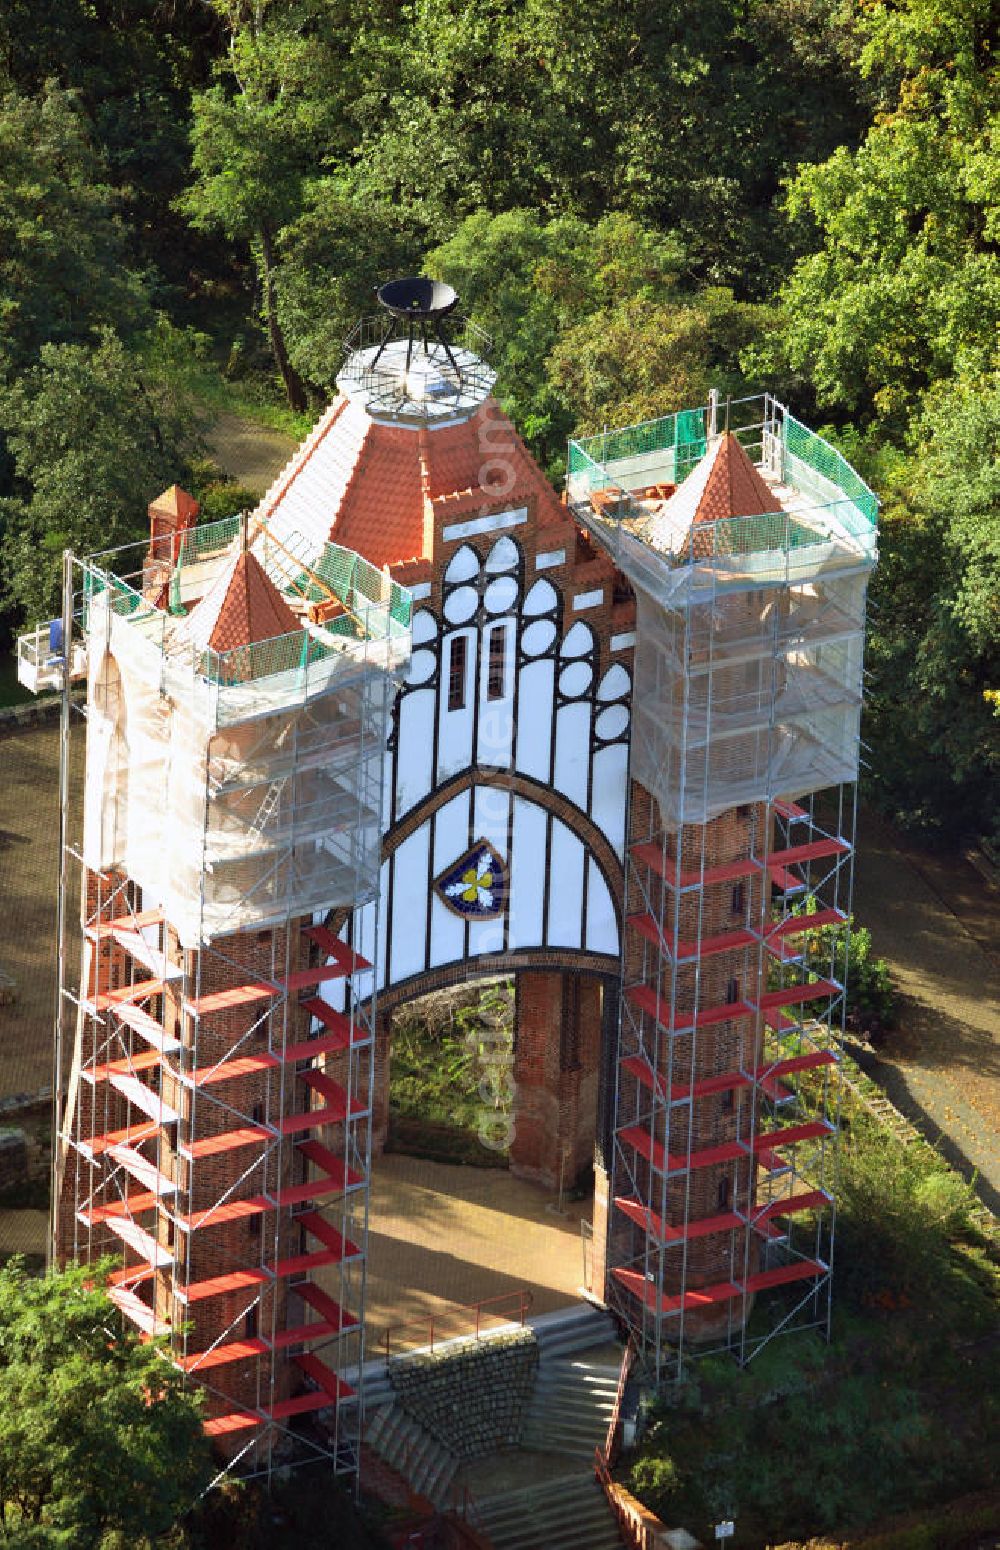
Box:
388;1327;539;1460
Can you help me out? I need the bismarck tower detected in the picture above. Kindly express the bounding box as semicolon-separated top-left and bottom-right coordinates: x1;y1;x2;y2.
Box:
20;277;876;1478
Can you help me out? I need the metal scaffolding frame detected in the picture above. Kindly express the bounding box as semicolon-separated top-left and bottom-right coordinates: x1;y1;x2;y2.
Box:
38;517;412;1488
567;394;877;1383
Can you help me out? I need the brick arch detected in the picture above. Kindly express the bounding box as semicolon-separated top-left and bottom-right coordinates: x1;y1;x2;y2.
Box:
382;763;625;926
376;948;618;1018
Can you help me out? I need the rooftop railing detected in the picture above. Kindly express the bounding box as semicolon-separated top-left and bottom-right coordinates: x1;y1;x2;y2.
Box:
565;394;878;571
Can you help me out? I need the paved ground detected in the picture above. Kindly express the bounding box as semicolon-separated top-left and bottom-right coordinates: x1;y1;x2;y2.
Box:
853;811;1000;1212
0;721;63;1099
355;1154;589;1356
208;412;295;495
0;1208;47;1259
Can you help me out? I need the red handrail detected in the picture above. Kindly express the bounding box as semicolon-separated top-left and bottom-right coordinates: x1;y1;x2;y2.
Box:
604;1336;637;1466
383;1287;533;1362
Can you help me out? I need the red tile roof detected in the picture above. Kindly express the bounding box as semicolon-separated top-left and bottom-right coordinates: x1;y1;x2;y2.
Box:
192;548;300;654
262;395;605;579
332;422;427;569
149;484;200;523
691;433;776;524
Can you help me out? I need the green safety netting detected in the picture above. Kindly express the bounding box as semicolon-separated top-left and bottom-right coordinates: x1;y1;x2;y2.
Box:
569;407;707;481
289;541;412;635
782;414;878;527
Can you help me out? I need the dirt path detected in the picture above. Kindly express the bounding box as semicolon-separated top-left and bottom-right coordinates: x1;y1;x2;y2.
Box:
0;722;63;1098
207;412;296;495
853;810;1000;1212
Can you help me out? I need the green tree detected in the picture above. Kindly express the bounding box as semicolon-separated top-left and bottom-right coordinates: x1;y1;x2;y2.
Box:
180;1;360;410
548;286;766;436
0;327;205;625
274;179;421;394
349;0;866;293
0;1257;210;1546
425;210;766;469
761;0;999;429
0;83;149;377
864;371;1000;842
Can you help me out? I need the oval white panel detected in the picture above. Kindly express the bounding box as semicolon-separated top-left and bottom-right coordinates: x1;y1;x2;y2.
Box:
444;544;481;584
443;586;478;625
560;621;594;658
523;579;558;616
559;661;592;698
595;703;629;740
597;664;630;701
521;619;556;657
485;536;520;574
483;575;518;616
412;609;438;646
406;648;436;686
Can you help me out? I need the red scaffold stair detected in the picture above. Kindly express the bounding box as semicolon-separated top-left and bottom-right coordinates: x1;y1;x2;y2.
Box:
630;835;849;891
612;1257;828;1316
618;1118;834;1177
614;1188;831;1245
202;1353;355;1438
621;1048;837;1105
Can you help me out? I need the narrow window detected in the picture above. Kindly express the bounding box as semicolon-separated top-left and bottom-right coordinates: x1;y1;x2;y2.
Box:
721;1085;735;1114
726;976;740;1005
718;1175;731;1211
448;635;467;711
731;882;745;916
487;625;506;702
246;1305;258;1340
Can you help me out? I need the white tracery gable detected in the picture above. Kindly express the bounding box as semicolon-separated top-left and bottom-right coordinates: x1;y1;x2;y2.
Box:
444;543;481;584
334;544;631;997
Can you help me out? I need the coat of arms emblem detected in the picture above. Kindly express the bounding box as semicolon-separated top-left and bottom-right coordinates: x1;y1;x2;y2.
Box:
433;839;508;920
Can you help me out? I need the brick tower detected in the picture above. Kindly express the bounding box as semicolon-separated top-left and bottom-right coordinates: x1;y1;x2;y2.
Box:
47;499;410;1477
568;401;876;1376
19;283;880;1463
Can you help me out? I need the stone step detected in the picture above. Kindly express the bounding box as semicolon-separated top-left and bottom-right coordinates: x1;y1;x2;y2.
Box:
477;1472;624;1550
364;1404;457;1509
531;1305;619;1364
520;1351;622;1460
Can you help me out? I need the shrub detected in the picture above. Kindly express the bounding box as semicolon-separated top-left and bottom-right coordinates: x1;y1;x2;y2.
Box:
629;1453;683;1513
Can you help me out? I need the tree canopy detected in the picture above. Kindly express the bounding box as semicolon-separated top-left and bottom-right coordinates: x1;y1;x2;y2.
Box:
0;1258;210;1546
0;0;996;845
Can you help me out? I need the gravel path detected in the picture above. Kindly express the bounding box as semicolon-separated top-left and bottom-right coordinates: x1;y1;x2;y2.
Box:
208;412;296;495
853;810;1000;1212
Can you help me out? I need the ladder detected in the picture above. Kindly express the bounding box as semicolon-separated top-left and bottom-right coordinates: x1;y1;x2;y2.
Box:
248;777;288;842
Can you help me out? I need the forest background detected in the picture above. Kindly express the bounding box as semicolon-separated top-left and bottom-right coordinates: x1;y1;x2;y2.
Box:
0;0;996;846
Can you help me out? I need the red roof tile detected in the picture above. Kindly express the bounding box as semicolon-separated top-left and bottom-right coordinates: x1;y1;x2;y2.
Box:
332;423;427;569
193;548;300;654
691;433;776;524
265;394;609;582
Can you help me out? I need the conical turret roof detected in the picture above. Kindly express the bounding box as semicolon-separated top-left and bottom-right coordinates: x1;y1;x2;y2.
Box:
186;540;299;655
647;432;779;552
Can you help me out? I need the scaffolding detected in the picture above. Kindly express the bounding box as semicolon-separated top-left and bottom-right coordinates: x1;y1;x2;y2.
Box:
33;513;411;1485
568;394;877;1382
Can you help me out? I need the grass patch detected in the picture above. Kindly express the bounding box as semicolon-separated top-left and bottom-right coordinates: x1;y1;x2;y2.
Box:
388;981;514;1165
624;1108;999;1547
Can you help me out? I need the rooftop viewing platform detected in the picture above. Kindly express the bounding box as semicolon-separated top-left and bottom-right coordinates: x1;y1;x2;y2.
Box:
566;393;878;599
17;511;413;713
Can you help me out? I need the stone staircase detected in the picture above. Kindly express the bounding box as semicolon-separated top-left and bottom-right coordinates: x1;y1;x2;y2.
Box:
521;1308;621;1461
364;1402;459;1509
476;1473;624;1550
